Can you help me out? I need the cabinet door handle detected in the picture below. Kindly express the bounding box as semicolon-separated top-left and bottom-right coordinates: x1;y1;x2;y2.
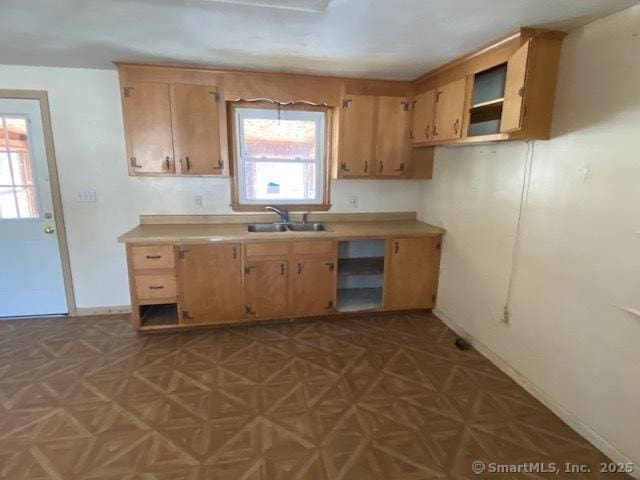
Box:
409;129;414;140
280;263;285;275
182;310;194;320
379;161;384;173
453;118;460;134
364;161;368;173
232;246;237;259
433;125;439;137
325;262;335;271
425;126;430;139
148;285;164;290
297;262;302;274
145;255;161;259
164;156;171;170
185;156;191;170
245;305;255;315
394;241;399;254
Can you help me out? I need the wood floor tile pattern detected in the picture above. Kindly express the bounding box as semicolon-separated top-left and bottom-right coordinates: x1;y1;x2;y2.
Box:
0;313;628;479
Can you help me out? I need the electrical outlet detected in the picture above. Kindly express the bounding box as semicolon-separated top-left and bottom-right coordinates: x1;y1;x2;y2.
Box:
193;195;204;209
347;195;359;209
77;189;96;203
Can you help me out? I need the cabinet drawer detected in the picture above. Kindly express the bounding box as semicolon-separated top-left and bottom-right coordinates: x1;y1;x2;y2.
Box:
292;240;335;256
245;242;289;258
131;246;175;270
135;274;177;300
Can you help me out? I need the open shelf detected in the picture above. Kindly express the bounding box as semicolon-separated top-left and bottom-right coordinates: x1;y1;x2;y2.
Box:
336;288;382;312
471;97;504;109
468;63;507;137
338;257;384;276
140;303;179;328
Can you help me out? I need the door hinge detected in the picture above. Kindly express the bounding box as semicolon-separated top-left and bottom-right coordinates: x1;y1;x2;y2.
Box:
401;101;411;111
342;99;352;108
325;262;335;271
182;310;194;320
123;86;134;98
245;305;255;315
178;249;189;259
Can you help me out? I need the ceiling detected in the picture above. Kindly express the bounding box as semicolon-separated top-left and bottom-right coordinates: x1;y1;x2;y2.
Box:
1;0;637;80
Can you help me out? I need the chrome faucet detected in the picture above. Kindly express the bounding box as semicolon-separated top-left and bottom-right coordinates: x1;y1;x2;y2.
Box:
265;206;289;223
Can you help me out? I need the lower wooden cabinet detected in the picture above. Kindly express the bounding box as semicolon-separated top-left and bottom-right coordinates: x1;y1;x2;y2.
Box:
243;260;289;319
290;257;336;317
126;235;442;331
177;243;243;325
385;237;442;309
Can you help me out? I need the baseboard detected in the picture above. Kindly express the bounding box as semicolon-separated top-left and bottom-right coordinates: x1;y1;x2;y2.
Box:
432;308;640;479
75;305;132;316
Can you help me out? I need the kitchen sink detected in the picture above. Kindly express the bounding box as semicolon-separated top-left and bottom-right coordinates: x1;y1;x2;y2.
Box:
246;222;327;233
247;223;288;233
286;223;326;232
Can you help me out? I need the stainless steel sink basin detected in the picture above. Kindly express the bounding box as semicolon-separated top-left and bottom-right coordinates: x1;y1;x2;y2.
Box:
246;222;327;233
286;223;326;232
247;223;288;233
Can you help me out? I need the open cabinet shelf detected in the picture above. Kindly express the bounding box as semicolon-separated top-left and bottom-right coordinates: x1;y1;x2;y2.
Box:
336;288;383;312
338;257;384;276
336;240;385;312
140;303;179;328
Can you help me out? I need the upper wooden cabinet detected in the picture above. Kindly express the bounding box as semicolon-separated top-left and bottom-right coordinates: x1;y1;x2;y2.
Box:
375;96;411;177
120;80;226;176
410;89;435;144
334;94;423;179
411;29;565;146
170;84;224;175
122;82;175;174
432;78;467;142
336;95;376;177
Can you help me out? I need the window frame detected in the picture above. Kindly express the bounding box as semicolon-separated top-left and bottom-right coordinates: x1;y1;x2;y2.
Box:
229;101;331;211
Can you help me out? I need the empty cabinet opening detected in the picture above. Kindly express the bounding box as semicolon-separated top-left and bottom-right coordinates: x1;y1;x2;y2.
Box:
139;303;179;328
337;239;385;311
468;63;507;136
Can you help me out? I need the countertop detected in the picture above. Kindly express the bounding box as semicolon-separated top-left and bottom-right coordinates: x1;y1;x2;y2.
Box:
118;213;445;244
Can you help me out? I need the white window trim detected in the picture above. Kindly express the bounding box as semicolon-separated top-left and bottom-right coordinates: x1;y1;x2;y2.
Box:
235;106;326;206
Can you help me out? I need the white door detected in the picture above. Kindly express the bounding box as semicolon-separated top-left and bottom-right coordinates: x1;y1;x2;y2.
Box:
0;98;68;316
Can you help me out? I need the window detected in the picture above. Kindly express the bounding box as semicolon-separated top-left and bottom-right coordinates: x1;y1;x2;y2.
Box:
232;103;328;208
0;116;39;219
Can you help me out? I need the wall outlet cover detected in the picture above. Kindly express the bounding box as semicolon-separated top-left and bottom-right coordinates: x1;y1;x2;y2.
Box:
77;189;97;203
347;195;359;209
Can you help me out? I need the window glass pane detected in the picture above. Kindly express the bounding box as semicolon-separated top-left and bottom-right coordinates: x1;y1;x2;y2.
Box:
15;186;38;218
244;161;316;201
242;118;317;160
0;152;11;185
10;152;34;185
0;187;18;219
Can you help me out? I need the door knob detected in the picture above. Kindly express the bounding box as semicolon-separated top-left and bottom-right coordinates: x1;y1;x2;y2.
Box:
44;227;55;234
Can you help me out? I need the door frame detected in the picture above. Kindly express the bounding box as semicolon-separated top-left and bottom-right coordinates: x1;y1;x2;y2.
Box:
0;90;76;316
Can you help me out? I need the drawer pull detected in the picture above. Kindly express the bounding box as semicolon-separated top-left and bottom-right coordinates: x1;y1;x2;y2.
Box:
148;286;164;290
146;255;162;259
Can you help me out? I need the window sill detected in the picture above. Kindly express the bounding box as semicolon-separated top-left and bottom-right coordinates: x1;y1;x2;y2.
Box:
230;203;331;212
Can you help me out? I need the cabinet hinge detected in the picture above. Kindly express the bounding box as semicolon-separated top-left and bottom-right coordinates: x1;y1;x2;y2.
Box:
123;86;134;98
401;101;411;111
245;305;255;315
217;160;224;169
342;99;352;108
395;163;405;172
326;300;334;309
244;266;253;275
178;249;189;259
210;90;221;102
518;86;525;97
411;100;417;110
129;157;141;169
325;262;335;271
436;91;442;103
436;242;441;250
432;294;436;302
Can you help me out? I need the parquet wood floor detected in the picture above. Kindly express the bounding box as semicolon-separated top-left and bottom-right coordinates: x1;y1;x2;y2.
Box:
0;312;629;479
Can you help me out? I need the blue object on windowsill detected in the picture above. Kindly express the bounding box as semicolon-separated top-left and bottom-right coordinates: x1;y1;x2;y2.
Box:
267;182;280;194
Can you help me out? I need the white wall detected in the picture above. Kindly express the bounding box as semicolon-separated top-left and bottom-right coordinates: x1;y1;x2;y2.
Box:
419;5;640;469
0;65;426;308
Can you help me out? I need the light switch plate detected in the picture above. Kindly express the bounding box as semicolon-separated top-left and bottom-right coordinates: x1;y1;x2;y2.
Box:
77;189;96;202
